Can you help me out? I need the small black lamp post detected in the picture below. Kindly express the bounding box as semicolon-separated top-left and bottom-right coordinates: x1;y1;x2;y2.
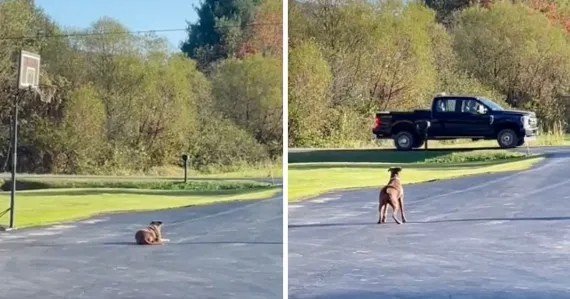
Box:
181;154;189;183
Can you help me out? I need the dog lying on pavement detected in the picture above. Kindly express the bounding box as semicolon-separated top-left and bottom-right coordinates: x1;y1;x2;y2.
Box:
378;167;407;224
135;221;168;245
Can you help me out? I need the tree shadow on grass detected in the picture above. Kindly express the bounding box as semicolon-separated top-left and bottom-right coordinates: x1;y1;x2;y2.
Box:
288;147;501;164
11;188;273;197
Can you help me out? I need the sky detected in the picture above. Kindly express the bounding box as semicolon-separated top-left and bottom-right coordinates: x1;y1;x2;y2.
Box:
35;0;201;50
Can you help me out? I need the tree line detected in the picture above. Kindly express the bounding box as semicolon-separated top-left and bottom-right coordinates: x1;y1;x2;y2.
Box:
289;0;570;147
0;0;282;174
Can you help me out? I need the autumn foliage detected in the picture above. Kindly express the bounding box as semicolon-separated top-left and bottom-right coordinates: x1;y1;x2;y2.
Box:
528;0;570;32
238;0;283;58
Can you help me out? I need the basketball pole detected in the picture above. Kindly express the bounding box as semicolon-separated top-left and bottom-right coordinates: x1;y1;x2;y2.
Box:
9;91;18;229
8;50;40;230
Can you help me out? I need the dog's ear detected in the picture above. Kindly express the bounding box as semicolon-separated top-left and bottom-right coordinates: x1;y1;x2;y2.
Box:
387;167;393;172
150;221;163;226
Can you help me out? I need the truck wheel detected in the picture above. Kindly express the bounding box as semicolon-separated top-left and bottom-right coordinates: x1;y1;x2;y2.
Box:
497;129;519;148
516;138;525;147
394;131;415;151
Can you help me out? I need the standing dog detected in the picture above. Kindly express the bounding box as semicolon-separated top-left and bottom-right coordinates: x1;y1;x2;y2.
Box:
135;221;165;245
377;167;407;224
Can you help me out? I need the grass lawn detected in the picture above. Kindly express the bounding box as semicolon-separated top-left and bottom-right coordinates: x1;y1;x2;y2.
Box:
418;135;570;149
0;187;280;229
288;157;543;202
200;165;282;179
133;163;283;179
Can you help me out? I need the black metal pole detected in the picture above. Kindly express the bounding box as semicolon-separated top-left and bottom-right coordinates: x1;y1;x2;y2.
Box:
184;160;188;183
181;154;189;183
9;94;18;229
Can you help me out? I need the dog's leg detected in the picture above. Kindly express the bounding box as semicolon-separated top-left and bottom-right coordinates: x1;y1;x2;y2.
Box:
391;203;402;224
377;192;383;224
399;195;407;223
381;203;388;223
378;203;386;224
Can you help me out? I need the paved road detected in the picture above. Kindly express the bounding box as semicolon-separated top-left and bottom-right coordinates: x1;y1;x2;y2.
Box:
289;147;570;298
0;197;283;299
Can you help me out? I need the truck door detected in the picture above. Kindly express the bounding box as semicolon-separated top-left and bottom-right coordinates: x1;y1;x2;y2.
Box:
457;99;494;137
431;98;462;137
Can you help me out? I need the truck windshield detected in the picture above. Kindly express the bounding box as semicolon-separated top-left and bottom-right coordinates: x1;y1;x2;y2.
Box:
479;98;504;111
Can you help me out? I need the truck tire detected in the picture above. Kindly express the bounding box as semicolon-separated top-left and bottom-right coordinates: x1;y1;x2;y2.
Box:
394;131;415;151
497;129;519;149
516;138;525;147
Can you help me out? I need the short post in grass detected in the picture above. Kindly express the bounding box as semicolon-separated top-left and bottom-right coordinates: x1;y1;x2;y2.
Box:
416;120;431;152
182;154;189;183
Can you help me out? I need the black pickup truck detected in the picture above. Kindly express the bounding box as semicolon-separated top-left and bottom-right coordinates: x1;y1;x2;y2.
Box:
372;95;538;150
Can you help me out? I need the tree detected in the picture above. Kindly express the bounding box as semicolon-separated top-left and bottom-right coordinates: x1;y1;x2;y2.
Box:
429;20;505;105
425;0;472;24
190;112;269;171
527;0;570;32
238;0;282;58
181;0;263;69
453;2;570;130
211;55;282;156
295;1;438;111
58;85;107;173
289;40;332;146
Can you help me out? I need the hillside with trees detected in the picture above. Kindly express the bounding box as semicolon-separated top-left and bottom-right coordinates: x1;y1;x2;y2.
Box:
289;0;570;147
0;0;282;174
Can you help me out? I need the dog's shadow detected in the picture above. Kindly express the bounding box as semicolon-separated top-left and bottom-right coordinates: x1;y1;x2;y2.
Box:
103;241;138;246
289;216;570;229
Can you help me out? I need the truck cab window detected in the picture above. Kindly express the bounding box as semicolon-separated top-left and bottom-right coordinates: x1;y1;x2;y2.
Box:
435;99;457;112
462;99;479;113
462;99;487;114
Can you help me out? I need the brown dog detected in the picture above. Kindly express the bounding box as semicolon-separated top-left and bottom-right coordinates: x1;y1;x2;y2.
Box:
135;221;164;245
377;167;407;224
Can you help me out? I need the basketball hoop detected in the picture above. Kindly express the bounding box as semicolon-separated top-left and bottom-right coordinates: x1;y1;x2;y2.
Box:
18;51;40;90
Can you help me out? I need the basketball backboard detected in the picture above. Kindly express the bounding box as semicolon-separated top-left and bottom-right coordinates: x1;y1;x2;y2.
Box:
18;50;40;90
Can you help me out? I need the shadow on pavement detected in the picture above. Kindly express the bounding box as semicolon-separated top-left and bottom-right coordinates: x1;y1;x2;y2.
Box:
289;222;372;229
293;290;570;299
102;241;282;246
289;216;570;229
0;240;281;248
